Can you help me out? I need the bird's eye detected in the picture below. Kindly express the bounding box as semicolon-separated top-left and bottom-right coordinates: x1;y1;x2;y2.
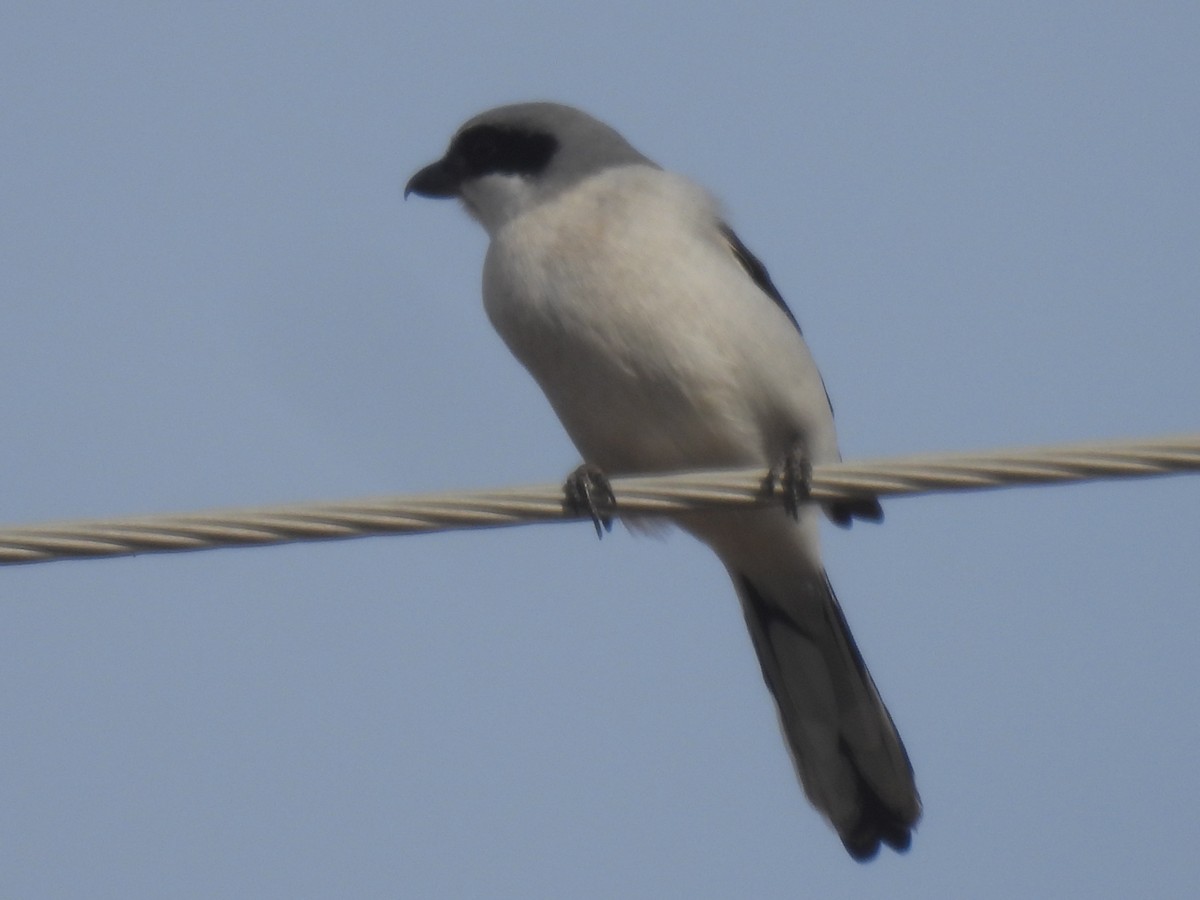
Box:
451;124;558;180
458;128;501;172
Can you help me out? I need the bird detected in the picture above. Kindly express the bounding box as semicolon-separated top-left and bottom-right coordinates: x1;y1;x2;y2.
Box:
405;102;920;860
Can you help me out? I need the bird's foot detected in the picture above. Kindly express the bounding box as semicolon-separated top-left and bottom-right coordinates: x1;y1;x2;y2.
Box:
563;464;616;539
768;444;812;521
769;443;884;527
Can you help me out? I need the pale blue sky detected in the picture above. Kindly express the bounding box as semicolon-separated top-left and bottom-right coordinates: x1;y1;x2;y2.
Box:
2;3;1198;897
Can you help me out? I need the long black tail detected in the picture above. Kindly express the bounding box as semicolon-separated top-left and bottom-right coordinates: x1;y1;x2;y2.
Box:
734;572;920;860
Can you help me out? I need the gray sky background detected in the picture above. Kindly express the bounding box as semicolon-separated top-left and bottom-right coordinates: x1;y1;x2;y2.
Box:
2;3;1198;897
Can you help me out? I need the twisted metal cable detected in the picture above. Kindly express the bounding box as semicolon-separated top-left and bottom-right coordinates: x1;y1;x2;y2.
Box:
2;434;1197;566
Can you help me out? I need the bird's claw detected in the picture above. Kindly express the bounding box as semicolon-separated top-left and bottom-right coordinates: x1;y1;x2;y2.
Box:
768;444;813;520
768;443;884;526
563;464;616;539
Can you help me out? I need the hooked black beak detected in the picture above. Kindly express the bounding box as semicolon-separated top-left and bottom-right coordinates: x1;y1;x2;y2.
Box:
404;157;461;199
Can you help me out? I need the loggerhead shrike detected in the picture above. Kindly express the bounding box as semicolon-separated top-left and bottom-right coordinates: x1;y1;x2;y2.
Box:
406;102;920;861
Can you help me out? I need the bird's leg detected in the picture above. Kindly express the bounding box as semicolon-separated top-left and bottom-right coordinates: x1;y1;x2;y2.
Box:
563;463;616;539
768;442;813;521
770;442;884;527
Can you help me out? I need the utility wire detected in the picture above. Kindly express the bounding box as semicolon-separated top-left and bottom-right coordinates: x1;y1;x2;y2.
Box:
2;434;1197;566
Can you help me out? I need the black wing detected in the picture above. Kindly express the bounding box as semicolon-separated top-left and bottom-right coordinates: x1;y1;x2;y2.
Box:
719;222;802;333
721;223;883;527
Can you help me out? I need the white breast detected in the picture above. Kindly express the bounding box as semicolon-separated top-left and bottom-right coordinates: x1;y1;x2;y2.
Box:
482;165;838;475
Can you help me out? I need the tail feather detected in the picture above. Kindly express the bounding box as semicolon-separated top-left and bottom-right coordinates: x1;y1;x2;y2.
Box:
734;572;920;861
